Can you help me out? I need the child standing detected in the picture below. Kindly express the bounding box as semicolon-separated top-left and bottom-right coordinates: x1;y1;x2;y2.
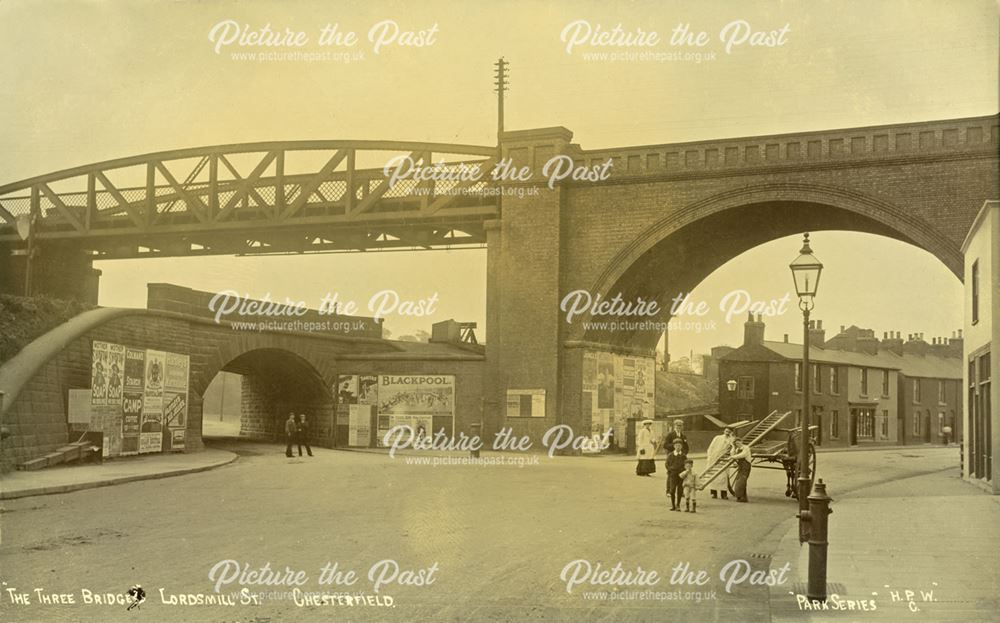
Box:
679;459;698;513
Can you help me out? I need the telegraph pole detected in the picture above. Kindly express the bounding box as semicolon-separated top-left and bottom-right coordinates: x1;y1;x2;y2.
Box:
494;57;508;154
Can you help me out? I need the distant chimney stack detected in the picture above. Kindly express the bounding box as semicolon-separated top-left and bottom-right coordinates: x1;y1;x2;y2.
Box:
808;318;826;348
743;312;766;347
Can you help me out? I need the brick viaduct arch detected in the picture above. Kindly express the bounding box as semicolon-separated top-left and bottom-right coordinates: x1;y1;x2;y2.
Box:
576;182;964;351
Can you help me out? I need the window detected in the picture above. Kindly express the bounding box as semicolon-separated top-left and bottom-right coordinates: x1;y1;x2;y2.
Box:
830;410;840;439
794;362;802;392
881;410;889;439
830;367;840;394
882;370;890;396
913;378;922;403
858;409;874;438
972;259;979;325
737;376;755;400
861;368;869;396
938;380;946;404
812;364;822;394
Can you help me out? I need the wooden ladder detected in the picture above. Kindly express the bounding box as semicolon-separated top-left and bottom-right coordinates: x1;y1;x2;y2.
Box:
696;410;791;490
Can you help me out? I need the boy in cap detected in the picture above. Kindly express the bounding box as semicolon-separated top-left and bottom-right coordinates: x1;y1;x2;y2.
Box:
679;458;698;513
665;438;687;511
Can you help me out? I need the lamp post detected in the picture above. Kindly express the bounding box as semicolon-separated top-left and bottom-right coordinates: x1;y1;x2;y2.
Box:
790;233;823;532
790;232;833;603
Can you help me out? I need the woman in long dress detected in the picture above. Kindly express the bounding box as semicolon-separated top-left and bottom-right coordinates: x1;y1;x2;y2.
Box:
705;426;735;499
635;420;657;476
730;438;753;502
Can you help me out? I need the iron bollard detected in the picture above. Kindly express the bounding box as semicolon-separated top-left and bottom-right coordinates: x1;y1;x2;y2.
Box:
470;422;481;458
798;479;834;602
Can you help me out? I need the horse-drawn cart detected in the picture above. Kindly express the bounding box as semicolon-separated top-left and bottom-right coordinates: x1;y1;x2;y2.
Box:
697;410;819;500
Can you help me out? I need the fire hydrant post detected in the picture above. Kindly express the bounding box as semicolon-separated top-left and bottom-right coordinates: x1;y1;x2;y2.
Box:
470;422;481;458
804;478;833;602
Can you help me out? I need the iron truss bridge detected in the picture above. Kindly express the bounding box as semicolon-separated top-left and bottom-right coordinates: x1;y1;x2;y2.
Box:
0;141;499;258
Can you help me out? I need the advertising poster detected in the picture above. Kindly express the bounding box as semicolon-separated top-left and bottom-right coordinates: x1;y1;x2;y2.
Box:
121;391;143;456
144;349;165;412
89;405;122;458
90;341;124;406
379;375;455;438
139;432;162;454
3;3;997;622
163;391;187;429
358;375;378;405
348;404;372;447
336;375;359;405
123;347;145;393
378;375;454;415
164;352;190;392
90;341;110;405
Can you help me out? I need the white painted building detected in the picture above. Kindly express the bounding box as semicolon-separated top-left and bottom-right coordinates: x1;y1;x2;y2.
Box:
962;200;999;493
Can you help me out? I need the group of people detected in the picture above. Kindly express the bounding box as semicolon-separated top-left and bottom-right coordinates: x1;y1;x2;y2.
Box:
635;419;754;509
285;412;314;457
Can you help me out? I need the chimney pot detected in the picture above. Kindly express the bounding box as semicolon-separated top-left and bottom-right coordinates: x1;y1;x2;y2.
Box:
784;334;789;343
958;329;963;339
817;320;822;329
840;325;845;333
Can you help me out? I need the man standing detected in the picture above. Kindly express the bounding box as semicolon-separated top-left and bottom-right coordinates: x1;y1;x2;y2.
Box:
663;419;689;456
730;438;753;503
297;413;314;457
666;438;687;511
706;426;736;499
284;412;297;457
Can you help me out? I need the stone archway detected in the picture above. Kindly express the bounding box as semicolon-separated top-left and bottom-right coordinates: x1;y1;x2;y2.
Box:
202;348;334;444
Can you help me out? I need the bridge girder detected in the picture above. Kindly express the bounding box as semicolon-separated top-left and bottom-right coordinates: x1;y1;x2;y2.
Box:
0;141;499;258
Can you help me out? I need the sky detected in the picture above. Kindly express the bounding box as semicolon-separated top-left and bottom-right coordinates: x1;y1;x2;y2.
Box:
1;0;996;353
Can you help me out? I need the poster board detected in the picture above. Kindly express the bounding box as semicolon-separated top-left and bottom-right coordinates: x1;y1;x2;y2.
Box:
67;389;92;424
506;389;546;418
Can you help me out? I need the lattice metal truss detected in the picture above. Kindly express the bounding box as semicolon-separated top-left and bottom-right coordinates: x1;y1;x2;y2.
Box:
0;141;499;258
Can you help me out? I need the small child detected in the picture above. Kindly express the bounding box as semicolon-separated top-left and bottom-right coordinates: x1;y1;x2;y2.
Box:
679;459;698;513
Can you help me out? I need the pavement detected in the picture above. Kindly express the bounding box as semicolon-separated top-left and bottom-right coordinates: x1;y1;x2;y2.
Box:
0;447;238;500
768;464;1000;623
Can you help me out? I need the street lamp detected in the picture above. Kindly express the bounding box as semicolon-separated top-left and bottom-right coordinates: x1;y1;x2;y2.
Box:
789;232;832;603
726;379;738;392
789;233;822;521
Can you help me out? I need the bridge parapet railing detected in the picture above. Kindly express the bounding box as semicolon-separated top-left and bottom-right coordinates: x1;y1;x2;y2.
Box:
568;114;999;179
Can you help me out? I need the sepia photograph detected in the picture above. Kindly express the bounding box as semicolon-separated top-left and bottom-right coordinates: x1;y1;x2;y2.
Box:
0;1;998;621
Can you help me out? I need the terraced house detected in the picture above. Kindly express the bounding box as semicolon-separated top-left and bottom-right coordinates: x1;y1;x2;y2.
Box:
718;314;962;448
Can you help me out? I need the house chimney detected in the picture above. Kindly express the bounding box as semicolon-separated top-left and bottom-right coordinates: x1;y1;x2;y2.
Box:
783;334;789;343
857;333;878;355
808;319;826;348
882;331;904;356
743;311;765;347
947;330;964;357
904;333;929;356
